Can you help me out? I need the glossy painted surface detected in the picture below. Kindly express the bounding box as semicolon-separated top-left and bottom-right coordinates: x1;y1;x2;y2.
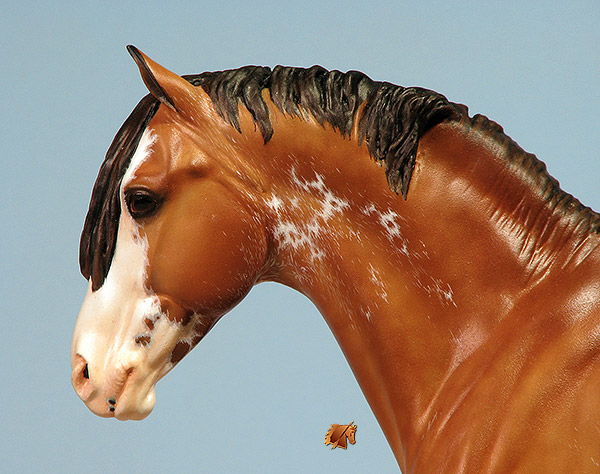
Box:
72;51;600;472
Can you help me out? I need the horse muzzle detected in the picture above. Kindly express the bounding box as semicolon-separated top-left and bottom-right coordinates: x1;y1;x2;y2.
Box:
71;352;157;420
71;287;208;420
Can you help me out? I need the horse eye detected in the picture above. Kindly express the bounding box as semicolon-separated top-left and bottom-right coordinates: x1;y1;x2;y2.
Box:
125;190;160;219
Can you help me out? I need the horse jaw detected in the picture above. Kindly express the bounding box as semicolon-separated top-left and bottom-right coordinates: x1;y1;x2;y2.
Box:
71;128;200;420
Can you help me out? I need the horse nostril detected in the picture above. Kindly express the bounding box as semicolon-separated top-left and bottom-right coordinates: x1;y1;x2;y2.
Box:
72;354;94;401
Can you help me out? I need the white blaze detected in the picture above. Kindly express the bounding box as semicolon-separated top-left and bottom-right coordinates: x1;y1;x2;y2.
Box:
72;129;163;417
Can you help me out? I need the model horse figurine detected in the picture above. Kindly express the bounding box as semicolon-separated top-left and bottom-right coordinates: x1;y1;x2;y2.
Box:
71;46;600;473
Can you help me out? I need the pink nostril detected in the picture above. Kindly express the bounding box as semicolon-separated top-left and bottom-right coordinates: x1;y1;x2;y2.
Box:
72;354;94;401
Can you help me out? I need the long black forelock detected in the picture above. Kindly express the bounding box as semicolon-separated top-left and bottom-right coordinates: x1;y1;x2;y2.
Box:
79;95;160;290
80;64;461;290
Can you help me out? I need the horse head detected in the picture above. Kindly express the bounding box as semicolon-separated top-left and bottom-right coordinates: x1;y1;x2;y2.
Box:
71;48;270;420
72;47;600;472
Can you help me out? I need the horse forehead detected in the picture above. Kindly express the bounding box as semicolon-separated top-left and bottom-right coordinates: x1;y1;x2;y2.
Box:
130;122;211;183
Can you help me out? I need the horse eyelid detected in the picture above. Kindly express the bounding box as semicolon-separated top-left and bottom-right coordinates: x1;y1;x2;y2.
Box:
124;188;162;219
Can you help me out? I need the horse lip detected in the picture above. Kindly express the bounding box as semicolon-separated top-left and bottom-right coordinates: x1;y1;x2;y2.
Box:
113;384;156;420
111;368;157;420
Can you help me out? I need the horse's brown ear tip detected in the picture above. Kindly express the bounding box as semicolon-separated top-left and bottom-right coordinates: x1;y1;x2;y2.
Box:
126;45;144;64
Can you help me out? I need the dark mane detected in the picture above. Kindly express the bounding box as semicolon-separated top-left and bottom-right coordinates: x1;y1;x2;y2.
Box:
80;95;159;289
462;114;600;234
81;64;460;289
91;63;600;293
184;66;459;195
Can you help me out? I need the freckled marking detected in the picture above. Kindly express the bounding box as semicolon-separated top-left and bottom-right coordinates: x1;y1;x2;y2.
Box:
266;195;284;212
135;334;151;346
368;264;389;301
415;277;457;307
317;189;350;220
269;170;349;262
267;170;457;307
165;308;192;325
365;204;457;307
378;209;404;240
144;318;155;330
170;341;191;365
361;204;377;216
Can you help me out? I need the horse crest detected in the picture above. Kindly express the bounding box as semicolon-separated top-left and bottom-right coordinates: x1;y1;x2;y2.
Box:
73;47;600;471
324;422;357;449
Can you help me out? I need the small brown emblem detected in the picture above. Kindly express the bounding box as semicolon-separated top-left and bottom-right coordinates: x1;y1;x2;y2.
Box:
324;421;357;449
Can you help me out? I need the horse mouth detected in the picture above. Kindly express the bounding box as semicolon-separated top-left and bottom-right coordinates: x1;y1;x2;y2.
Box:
71;353;156;420
111;378;156;421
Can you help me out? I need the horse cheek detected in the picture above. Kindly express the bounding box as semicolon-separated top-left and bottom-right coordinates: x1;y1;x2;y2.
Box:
148;193;266;316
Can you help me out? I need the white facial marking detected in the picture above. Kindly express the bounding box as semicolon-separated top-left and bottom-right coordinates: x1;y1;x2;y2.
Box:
72;129;158;412
72;128;206;419
125;127;158;181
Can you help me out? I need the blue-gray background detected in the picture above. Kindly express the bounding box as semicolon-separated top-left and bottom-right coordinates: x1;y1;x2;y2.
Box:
1;2;598;473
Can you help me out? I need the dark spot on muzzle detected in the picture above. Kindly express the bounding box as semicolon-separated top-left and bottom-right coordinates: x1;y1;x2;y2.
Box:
170;341;191;365
135;334;151;346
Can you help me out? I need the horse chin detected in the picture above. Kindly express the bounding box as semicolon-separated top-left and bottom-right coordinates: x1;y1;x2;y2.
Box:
78;391;156;421
112;387;156;421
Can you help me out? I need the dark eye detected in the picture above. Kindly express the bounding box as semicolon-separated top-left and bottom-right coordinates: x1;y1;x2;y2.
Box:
125;189;161;219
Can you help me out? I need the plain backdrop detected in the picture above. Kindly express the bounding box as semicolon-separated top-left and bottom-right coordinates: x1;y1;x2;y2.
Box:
1;1;599;473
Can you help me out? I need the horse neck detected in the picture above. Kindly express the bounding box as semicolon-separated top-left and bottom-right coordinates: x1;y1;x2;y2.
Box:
249;113;600;467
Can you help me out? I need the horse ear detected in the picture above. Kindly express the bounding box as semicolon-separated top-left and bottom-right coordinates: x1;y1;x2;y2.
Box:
126;45;211;120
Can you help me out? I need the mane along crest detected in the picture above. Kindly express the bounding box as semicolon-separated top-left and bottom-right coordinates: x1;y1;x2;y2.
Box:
80;66;520;290
185;66;460;196
79;64;462;290
463;113;600;234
